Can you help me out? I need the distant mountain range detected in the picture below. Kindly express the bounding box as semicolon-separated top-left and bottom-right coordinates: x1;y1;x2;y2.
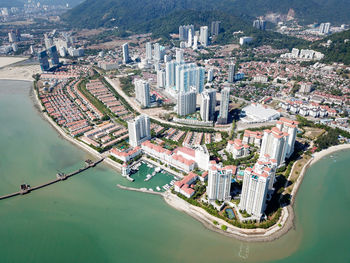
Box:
62;0;350;29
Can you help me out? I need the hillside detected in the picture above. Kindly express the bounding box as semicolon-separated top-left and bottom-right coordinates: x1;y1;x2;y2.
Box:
133;10;307;49
312;29;350;65
62;0;350;29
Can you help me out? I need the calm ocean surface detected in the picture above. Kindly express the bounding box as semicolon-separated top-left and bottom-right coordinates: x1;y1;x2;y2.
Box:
0;80;349;263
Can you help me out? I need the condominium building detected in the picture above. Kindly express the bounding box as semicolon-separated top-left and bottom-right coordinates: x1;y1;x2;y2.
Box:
217;87;230;124
38;50;50;72
176;63;205;93
275;117;298;158
157;70;166;88
177;91;196;116
134;79;150;108
207;163;233;202
176;49;184;64
207;69;214;82
187;28;193;48
128;115;151;147
48;45;59;66
179;25;194;41
239;155;277;219
211;21;221;36
319;22;331;34
228;63;235;83
253;19;266;30
193;35;198;50
200;26;209;47
165;61;177;88
260;127;289;166
122;43;130;64
145;42;152;61
200;89;216;122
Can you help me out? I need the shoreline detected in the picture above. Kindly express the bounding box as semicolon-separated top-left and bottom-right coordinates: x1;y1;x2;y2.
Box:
4;78;350;242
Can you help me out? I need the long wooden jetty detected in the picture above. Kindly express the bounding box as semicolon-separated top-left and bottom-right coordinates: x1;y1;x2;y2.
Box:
0;158;104;201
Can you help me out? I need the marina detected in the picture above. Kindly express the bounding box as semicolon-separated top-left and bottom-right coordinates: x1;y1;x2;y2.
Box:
122;162;176;192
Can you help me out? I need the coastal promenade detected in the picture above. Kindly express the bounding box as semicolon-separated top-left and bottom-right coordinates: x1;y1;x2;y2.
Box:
0;158;104;201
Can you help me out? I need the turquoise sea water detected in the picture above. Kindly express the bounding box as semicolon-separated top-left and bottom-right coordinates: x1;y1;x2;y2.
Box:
0;80;349;263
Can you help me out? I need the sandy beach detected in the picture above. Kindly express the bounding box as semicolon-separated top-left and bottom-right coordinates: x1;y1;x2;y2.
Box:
310;144;350;165
0;56;29;68
0;64;41;81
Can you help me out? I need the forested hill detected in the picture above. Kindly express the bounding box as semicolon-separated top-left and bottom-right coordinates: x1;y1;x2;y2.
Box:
312;30;350;65
62;0;350;29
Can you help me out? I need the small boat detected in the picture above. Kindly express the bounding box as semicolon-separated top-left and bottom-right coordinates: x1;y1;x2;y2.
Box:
156;186;161;191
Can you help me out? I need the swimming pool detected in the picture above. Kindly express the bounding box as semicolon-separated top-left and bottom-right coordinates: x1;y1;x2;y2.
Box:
226;208;235;219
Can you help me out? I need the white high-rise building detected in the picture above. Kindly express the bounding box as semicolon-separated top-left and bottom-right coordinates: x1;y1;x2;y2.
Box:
207;163;233;202
193;35;198;50
218;87;230;124
207;69;214;82
153;43;161;61
200;93;210;122
177;91;196;116
239;155;277;219
146;42;152;61
122;43;130;64
165;61;177;88
200;89;216;121
275;117;298;158
176;49;184;64
260;127;289;166
319;22;331;34
128;115;151;147
134;79;150;108
200;26;209;47
8;32;16;43
228;63;235;83
157;70;166;88
187;29;193;48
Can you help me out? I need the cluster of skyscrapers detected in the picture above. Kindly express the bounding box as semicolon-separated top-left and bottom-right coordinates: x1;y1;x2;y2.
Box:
179;24;209;48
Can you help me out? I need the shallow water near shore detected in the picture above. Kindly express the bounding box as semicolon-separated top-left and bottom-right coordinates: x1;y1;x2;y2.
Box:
0;80;349;263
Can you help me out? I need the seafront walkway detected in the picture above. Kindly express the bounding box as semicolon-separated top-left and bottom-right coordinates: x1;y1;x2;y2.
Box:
0;158;104;201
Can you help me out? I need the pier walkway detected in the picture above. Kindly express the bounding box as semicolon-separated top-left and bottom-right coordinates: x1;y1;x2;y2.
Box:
0;158;104;201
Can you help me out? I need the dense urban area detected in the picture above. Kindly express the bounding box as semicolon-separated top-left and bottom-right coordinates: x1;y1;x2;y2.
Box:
1;0;350;235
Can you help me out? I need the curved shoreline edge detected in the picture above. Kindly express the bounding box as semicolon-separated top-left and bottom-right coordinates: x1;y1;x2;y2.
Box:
23;79;350;242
